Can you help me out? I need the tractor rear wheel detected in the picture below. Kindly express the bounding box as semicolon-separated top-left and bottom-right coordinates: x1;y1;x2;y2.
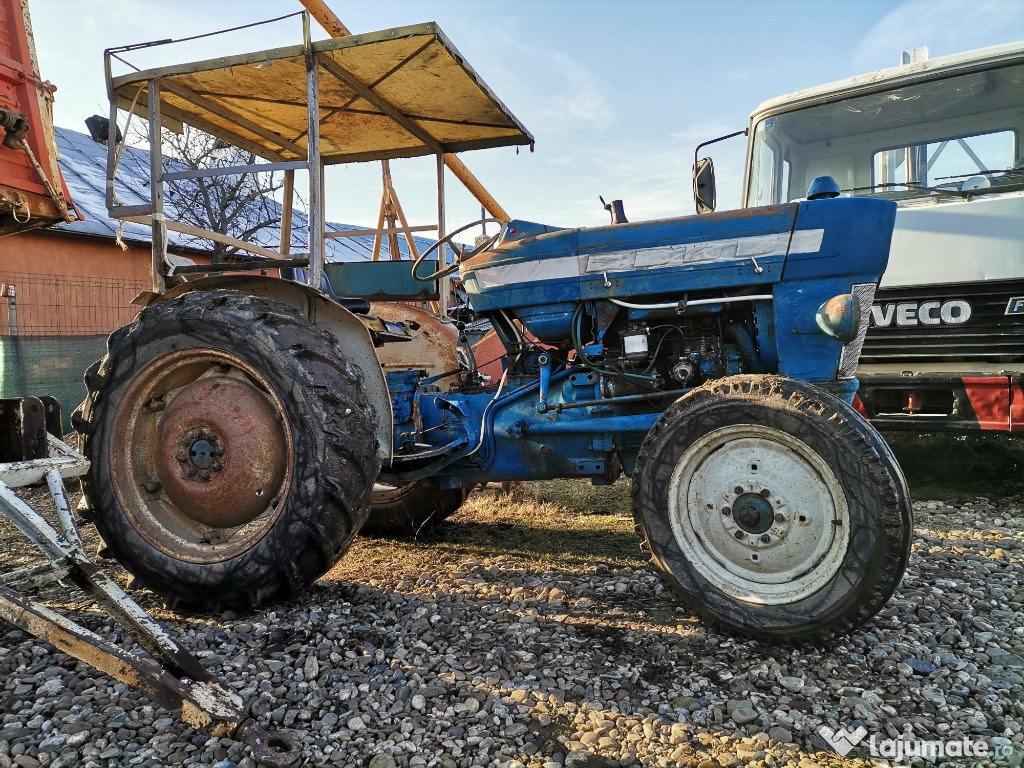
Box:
632;375;912;643
363;480;467;535
74;290;379;611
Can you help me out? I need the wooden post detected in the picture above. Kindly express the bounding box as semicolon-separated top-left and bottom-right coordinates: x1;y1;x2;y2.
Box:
280;169;294;256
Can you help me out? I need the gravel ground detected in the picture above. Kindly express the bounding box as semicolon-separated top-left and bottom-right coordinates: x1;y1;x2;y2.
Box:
0;485;1022;768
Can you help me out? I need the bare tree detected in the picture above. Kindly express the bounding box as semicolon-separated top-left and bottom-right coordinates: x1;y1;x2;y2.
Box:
127;124;284;263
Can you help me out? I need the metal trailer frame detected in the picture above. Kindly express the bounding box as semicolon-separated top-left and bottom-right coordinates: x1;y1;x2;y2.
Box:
101;12;534;314
0;404;299;767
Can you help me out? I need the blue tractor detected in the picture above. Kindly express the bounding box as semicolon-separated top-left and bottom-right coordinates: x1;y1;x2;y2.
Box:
76;21;911;643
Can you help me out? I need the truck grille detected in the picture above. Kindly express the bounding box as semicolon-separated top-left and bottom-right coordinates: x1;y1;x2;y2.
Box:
861;280;1024;365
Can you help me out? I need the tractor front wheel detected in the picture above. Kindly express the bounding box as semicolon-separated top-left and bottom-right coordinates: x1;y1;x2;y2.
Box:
632;375;912;642
75;290;380;611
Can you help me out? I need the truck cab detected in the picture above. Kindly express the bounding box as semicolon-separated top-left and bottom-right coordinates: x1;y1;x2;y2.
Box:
714;42;1024;430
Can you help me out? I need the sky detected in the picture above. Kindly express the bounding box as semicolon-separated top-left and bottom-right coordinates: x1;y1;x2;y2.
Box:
28;0;1024;240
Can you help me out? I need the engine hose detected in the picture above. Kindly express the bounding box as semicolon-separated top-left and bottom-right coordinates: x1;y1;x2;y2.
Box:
725;323;765;374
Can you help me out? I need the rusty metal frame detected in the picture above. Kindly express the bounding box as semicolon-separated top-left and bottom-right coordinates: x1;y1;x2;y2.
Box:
101;11;531;292
0;433;299;767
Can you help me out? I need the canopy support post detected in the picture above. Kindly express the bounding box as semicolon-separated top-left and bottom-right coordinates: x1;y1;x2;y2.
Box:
304;13;324;291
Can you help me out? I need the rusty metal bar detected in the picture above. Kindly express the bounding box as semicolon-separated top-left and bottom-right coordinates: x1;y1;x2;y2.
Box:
297;0;352;37
45;467;81;550
0;428;300;767
161;160;306;182
148;79;168;294
172;257;309;275
122;215;291;262
436;153;448;316
327;224;433;238
0;561;69;589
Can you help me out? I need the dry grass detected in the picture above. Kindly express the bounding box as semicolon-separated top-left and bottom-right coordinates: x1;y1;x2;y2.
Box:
326;479;645;584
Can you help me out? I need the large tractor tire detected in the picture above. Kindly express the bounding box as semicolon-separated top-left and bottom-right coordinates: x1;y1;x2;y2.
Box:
363;480;467;536
74;290;380;611
632;375;912;643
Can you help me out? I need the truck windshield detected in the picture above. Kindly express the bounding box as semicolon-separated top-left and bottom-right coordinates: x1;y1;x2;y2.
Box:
746;60;1024;207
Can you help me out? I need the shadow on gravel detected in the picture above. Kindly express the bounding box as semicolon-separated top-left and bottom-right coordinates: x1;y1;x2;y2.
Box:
884;430;1024;500
433;520;642;570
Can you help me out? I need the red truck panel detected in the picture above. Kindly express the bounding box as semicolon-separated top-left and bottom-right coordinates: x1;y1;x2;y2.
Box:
0;0;75;235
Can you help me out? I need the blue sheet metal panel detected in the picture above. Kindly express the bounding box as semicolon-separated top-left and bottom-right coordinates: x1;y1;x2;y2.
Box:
773;276;855;383
782;198;896;280
772;198;895;384
574;204;798;254
578;256;784;301
463;204;800;316
324;260;439;300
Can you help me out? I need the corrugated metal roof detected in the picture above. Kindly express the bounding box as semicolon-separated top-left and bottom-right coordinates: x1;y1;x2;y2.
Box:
51;126;433;262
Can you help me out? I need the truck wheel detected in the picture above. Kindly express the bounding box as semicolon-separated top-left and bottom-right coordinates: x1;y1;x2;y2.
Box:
74;290;380;611
363;480;467;535
632;375;912;642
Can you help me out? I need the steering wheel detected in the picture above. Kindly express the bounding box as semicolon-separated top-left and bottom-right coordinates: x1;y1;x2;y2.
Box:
412;218;506;282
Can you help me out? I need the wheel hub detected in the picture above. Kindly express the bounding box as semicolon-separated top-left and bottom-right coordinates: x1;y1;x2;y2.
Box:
156;375;287;528
733;492;773;534
175;428;224;477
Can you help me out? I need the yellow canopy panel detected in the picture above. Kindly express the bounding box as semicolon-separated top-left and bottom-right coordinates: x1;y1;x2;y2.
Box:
109;22;534;164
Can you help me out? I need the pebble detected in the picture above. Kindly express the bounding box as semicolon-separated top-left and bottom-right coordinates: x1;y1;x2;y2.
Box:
0;490;1019;768
905;658;937;675
778;676;804;693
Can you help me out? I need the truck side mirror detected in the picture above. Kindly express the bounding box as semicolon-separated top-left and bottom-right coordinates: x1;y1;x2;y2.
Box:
693;157;716;214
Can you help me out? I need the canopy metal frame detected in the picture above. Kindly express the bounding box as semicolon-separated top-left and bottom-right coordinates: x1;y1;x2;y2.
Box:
101;14;533;312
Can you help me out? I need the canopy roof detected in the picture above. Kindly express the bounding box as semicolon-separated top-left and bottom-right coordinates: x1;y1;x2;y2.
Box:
109;22;534;164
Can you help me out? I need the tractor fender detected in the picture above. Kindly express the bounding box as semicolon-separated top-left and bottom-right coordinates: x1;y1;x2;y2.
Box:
155;275;393;464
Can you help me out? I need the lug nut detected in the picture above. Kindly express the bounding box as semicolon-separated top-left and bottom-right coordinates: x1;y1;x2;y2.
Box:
147;399;165;411
760;534;771;543
721;506;731;516
176;452;188;463
185;467;196;477
734;486;744;495
190;429;200;439
212;460;222;472
734;530;745;539
199;470;211;481
214;446;225;456
144;480;161;493
774;513;784;523
760;488;771;498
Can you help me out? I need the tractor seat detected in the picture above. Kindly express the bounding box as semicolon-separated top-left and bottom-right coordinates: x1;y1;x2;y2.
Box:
280;267;371;315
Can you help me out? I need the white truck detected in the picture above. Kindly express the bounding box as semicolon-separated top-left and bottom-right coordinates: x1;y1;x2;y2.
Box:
694;42;1024;431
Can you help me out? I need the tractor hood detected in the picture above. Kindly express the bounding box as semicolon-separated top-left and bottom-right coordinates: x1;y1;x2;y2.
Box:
460;198;897;343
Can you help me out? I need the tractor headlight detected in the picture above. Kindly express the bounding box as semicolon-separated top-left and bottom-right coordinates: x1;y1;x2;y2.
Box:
815;293;859;343
836;284;877;378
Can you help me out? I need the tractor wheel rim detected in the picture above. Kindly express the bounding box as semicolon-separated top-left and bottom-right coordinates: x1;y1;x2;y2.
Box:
109;349;293;563
667;424;849;605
